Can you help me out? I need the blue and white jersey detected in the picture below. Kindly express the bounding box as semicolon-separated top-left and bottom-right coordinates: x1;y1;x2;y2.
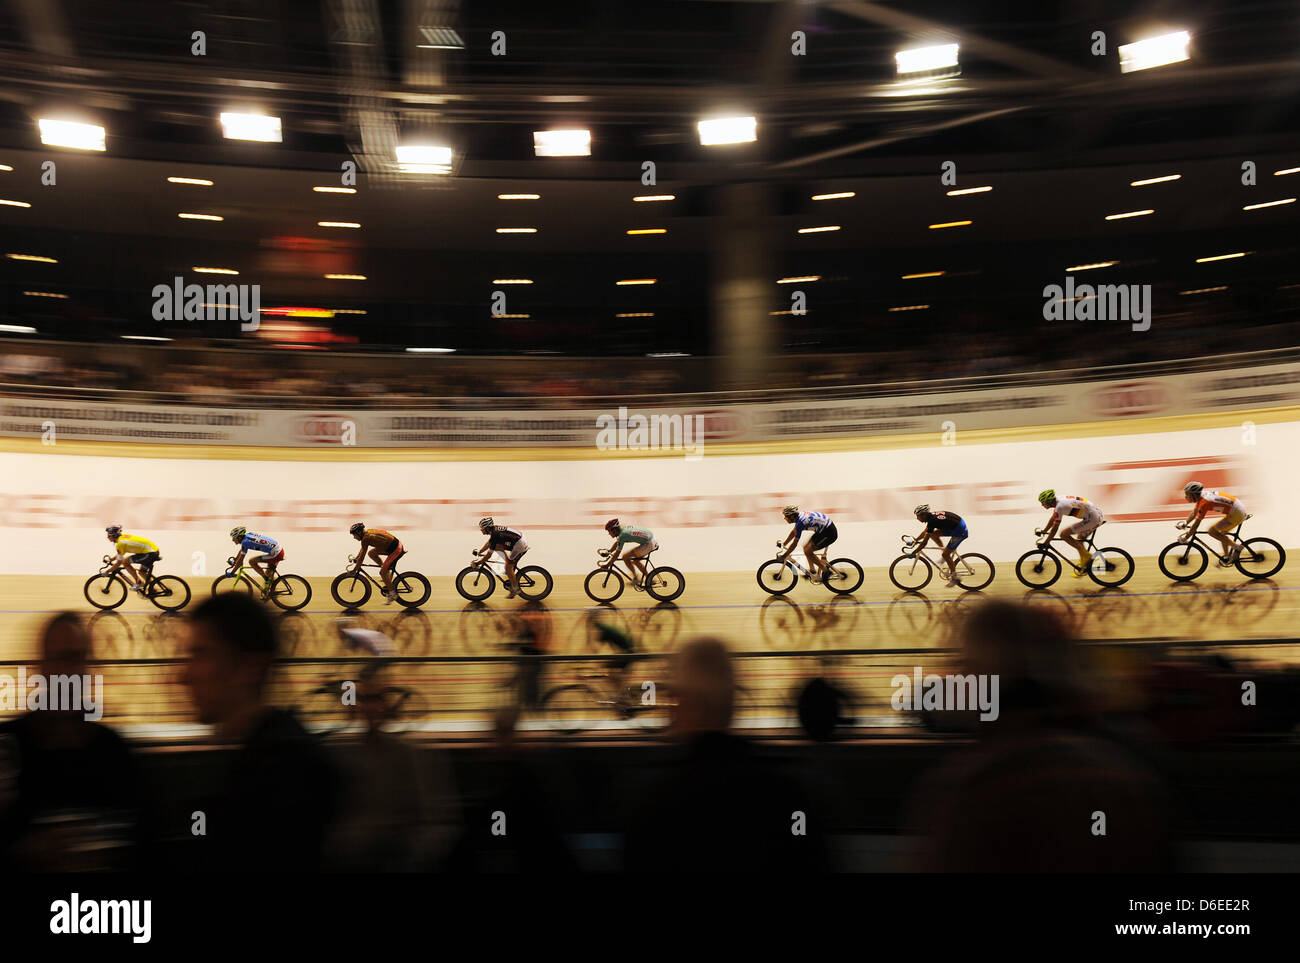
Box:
241;532;280;554
793;511;831;535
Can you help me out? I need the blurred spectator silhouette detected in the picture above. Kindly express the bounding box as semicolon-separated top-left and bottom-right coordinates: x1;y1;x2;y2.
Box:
624;637;828;871
0;611;150;871
325;661;462;871
905;599;1179;872
181;593;340;871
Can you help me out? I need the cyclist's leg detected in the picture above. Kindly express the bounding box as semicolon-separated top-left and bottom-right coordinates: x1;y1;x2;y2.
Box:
944;524;968;572
623;548;644;582
1209;512;1243;558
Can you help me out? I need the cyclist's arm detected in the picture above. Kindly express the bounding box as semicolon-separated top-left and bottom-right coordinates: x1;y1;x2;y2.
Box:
781;525;800;552
475;537;492;558
1185;508;1205;534
232;549;247;568
1041;513;1061;536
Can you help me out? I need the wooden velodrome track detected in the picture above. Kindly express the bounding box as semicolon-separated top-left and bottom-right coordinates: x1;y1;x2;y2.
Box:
0;566;1296;740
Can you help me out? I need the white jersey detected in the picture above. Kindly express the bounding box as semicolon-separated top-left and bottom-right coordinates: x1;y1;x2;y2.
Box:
1051;496;1098;519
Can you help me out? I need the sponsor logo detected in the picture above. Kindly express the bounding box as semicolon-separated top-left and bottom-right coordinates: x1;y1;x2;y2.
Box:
1090;381;1169;417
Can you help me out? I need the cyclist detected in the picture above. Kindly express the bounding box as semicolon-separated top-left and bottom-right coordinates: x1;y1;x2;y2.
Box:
604;518;657;589
348;522;405;604
779;505;836;583
1180;480;1246;566
586;608;637;716
228;526;284;590
474;516;529;598
912;504;968;588
1036;489;1102;577
104;524;160;595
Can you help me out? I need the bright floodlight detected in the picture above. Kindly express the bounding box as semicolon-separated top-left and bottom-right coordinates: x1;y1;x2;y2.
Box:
1119;31;1191;73
38;119;105;151
395;144;453;173
895;44;959;76
533;129;591;157
697;116;757;146
220;112;282;142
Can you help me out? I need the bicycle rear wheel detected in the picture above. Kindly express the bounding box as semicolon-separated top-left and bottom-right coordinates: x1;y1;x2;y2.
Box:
1235;538;1285;580
1088;546;1135;588
954;553;995;592
270;574;312;611
757;558;799;595
824;558;863;595
537;684;598;735
646;566;685;602
517;565;554;601
455;566;495;601
147;575;191;611
83;573;128;610
331;571;372;608
394;571;432;609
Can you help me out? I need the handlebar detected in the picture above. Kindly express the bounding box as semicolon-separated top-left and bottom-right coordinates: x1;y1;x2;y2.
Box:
1175;521;1188;530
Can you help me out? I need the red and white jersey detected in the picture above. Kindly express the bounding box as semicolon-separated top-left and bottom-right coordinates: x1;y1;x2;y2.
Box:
1050;495;1098;519
1195;490;1240;517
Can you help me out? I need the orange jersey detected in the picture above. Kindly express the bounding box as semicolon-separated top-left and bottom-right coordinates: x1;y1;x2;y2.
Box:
1194;491;1238;517
362;529;399;550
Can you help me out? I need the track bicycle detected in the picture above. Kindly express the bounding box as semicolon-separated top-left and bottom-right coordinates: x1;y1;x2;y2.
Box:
83;554;191;611
584;547;685;603
755;541;865;596
888;534;995;592
1014;522;1135;589
330;554;432;609
211;556;313;611
1157;514;1285;582
455;549;554;602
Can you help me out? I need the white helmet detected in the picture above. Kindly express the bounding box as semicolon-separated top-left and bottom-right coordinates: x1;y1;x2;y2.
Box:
479;516;494;533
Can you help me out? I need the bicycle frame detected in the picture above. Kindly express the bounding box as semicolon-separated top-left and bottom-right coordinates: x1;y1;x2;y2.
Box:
1033;528;1103;572
468;553;516;585
898;537;976;577
224;559;276;594
1177;518;1248;560
597;551;661;585
772;547;829;579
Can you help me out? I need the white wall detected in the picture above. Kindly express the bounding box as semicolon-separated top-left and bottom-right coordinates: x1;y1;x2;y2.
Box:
1;418;1291;576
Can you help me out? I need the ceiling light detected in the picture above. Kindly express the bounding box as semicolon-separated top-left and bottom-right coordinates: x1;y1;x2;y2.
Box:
1105;210;1154;220
318;221;361;228
313;186;356;194
633;195;675;202
325;273;366;280
0;324;37;333
1119;31;1191;73
811;192;855;201
193;266;238;275
6;254;56;263
798;225;840;234
1130;174;1180;186
395;144;452;173
1242;198;1295;211
1067;261;1118;271
219;112;282;142
928;220;971;229
417;27;464;49
498;193;540;200
946;186;992;196
902;271;945;279
888;304;931;312
895;44;959;76
496;228;537;234
626;228;666;235
1195;252;1247;263
697;116;756;146
0;199;31;208
406;347;456;353
1179;286;1227;295
778;276;820;284
37;119;105;151
492;279;533;284
533;129;591;157
178;213;223;221
616;279;656;285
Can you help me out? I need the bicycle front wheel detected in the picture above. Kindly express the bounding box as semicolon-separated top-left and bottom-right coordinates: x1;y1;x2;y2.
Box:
269;574;312;611
646;566;685;602
1157;541;1207;582
757;559;799;595
1015;549;1061;588
584;568;625;603
455;566;495;601
888;554;932;592
517;565;554;601
211;573;254;596
393;571;432;609
147;575;191;611
84;573;128;610
824;558;864;595
331;571;372;609
954;553;996;592
1236;538;1285;580
1088;546;1135;588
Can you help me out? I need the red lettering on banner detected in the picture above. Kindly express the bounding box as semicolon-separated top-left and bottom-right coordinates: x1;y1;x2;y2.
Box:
1090;456;1241;522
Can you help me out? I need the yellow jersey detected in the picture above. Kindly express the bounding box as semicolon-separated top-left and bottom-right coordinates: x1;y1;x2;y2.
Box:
116;534;159;556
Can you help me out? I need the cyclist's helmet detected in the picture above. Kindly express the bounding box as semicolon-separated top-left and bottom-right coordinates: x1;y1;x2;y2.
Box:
782;505;799;521
1037;489;1056;505
105;524;122;538
349;522;366;537
914;503;930;517
1183;480;1203;500
478;516;494;533
605;518;621;535
230;526;247;541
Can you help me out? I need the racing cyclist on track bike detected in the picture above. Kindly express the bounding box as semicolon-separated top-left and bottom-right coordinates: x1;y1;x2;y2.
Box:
475;516;530;598
228;526;284;587
912;504;969;588
779;505;837;583
104;524;160;595
1180;480;1247;566
1037;489;1103;577
604;519;657;590
349;522;405;603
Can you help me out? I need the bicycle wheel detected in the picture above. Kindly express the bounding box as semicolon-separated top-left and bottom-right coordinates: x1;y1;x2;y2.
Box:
888;554;933;592
537;684;598;735
455;566;496;602
83;573;128;610
954;553;996;592
331;571;372;609
393;571;432;609
517;565;554;601
269;574;312;611
1235;538;1286;580
1015;549;1061;588
824;558;864;595
646;566;685;602
1157;541;1207;582
584;567;625;603
211;573;254;596
1088;546;1135;588
147;575;191;611
756;558;799;595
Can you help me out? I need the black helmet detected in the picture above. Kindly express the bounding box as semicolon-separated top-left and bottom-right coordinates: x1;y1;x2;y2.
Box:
349;522;365;537
105;524;122;537
605;518;620;534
